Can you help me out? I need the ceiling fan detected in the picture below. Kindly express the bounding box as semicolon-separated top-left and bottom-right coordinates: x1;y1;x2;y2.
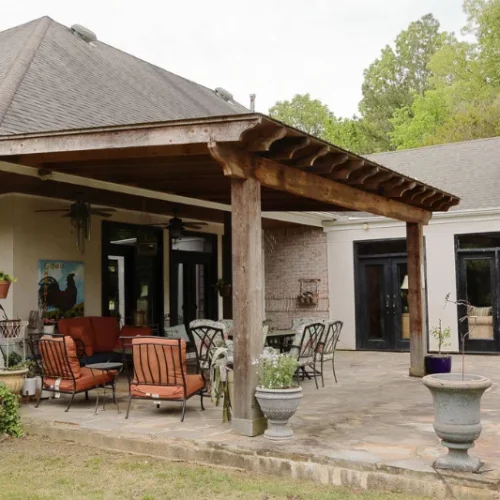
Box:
35;200;116;253
150;209;207;239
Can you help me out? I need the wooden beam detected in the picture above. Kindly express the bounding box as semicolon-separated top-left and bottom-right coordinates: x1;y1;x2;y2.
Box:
293;146;330;168
230;176;266;436
266;137;310;161
407;222;428;377
348;166;380;185
385;180;417;198
310;153;349;174
209;145;432;224
222;212;233;319
0;118;262;157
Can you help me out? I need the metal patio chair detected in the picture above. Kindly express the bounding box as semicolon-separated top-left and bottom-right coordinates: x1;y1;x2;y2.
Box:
290;321;325;389
315;320;343;386
125;337;205;421
188;320;228;372
36;335;114;411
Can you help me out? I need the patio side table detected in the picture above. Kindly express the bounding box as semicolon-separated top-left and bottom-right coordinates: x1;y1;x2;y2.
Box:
86;362;123;415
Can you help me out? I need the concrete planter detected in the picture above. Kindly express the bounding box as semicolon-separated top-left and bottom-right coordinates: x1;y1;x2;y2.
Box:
0;368;28;394
422;373;492;472
255;386;303;440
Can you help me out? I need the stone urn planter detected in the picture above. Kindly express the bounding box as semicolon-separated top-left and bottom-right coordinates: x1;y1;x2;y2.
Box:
422;373;492;472
0;368;28;394
255;386;303;440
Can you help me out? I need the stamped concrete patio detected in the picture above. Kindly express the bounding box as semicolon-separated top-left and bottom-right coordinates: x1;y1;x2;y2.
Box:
22;352;500;499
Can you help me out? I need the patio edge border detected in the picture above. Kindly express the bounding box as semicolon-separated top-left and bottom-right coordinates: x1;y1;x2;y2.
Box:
23;417;499;500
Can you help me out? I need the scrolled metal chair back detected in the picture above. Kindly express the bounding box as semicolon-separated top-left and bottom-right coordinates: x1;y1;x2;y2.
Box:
189;320;227;369
293;321;325;360
321;321;343;355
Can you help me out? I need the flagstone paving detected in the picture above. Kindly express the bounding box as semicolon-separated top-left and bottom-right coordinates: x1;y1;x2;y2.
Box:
21;351;500;498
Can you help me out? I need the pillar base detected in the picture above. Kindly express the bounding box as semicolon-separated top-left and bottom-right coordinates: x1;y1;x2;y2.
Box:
231;417;267;437
409;367;425;378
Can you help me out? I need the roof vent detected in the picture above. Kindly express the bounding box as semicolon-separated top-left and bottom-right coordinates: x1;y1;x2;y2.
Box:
71;24;97;44
215;87;234;102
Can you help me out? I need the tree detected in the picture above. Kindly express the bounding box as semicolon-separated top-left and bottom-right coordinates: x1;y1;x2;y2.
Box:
359;14;448;150
268;94;334;139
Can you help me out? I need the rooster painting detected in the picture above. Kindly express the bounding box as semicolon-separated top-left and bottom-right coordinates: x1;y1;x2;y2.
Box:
38;274;78;313
38;260;84;317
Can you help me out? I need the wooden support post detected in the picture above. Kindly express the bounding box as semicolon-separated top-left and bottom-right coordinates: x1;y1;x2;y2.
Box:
406;222;428;377
222;212;233;319
230;176;267;436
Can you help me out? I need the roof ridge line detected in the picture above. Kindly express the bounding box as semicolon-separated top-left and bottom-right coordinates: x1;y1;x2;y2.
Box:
0;17;52;128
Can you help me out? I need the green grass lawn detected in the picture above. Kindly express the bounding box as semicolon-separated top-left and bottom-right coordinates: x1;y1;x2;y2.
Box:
0;436;428;500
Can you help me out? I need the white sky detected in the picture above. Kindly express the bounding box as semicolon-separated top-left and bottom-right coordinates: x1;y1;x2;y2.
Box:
2;0;467;117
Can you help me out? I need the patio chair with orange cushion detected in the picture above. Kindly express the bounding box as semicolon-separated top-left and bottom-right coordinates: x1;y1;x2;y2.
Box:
36;334;116;412
125;337;205;422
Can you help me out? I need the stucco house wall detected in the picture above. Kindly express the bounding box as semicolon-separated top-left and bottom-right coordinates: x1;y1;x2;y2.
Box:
326;210;500;352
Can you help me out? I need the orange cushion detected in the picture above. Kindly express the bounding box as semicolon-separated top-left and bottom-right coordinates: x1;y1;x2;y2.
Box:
40;336;81;379
132;337;186;387
91;317;120;352
44;367;115;392
115;326;152;350
68;326;94;356
58;317;93;342
131;374;205;399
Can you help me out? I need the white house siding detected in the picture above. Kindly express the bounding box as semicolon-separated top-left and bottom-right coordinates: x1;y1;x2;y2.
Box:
0;194;223;321
326;210;500;353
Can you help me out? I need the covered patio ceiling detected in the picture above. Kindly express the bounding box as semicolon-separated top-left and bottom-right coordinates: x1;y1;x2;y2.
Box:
0;113;459;223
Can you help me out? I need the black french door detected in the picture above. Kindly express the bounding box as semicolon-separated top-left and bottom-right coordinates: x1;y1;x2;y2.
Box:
457;251;500;352
356;257;409;350
169;236;218;328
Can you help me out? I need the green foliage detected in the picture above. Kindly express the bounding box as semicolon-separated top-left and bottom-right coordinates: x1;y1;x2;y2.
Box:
0;271;16;283
6;352;22;369
255;348;298;389
430;321;451;354
0;383;23;437
269;93;334;139
359;13;448;150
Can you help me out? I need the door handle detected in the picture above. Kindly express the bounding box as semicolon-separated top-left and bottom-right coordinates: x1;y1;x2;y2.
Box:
385;295;390;311
393;294;397;315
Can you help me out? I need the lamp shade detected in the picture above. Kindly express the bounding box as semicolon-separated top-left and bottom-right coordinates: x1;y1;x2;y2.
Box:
401;275;409;290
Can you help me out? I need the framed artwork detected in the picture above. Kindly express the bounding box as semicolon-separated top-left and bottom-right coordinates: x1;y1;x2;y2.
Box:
38;260;85;319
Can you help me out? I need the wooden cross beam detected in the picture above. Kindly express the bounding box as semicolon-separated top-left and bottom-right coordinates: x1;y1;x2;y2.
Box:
208;144;432;224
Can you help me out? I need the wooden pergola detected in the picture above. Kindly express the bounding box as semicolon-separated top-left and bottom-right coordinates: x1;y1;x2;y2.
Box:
0;113;459;436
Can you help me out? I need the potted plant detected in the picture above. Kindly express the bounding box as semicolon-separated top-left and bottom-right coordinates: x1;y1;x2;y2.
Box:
425;321;452;374
42;317;57;334
21;360;39;397
422;295;493;472
254;347;301;440
0;271;16;299
0;351;29;394
214;279;231;298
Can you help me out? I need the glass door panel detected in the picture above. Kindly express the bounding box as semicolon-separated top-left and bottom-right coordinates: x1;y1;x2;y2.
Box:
458;253;498;352
393;260;409;349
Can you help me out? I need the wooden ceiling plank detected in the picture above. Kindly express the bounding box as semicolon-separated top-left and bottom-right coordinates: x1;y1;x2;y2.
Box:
209;144;431;224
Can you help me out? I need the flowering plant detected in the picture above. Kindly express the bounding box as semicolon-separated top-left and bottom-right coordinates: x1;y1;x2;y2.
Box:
254;347;298;389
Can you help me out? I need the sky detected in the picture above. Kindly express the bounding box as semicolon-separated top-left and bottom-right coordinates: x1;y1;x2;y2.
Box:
2;0;467;118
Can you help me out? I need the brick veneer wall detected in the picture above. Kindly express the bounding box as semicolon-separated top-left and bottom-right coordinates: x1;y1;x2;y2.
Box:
264;226;329;329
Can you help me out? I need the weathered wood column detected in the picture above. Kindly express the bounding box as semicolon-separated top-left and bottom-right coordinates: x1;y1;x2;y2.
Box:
406;222;428;377
222;211;233;319
230;176;266;436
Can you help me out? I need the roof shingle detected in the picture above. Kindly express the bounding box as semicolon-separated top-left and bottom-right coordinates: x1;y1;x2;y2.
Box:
0;17;248;136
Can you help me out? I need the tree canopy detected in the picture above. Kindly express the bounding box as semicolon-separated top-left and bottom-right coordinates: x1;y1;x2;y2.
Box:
268;1;500;154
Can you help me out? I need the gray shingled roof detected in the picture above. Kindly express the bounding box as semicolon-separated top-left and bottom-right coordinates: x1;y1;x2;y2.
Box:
0;17;248;136
368;137;500;211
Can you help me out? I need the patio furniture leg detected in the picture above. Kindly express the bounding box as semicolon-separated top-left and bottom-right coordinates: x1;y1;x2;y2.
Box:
312;364;319;390
85;391;89;400
321;358;325;388
125;394;132;419
65;392;76;412
332;354;337;383
200;392;205;411
181;398;187;422
35;386;42;408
